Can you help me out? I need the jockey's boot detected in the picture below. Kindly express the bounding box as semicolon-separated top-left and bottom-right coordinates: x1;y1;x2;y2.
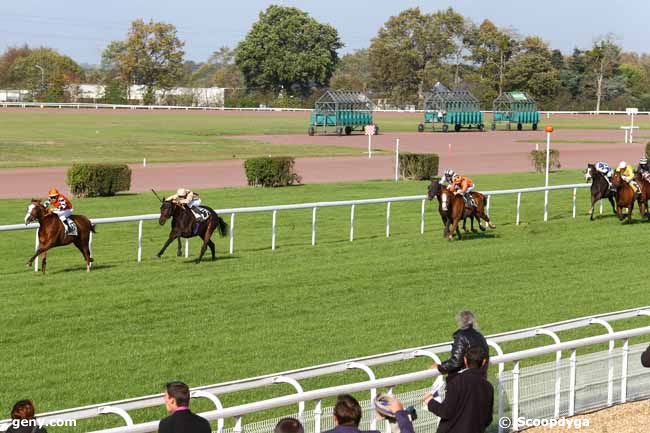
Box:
63;219;73;235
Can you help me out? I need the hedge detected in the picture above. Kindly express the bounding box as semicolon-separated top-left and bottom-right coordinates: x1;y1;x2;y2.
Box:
244;157;301;187
398;153;439;180
530;149;561;173
646;141;650;158
66;163;132;197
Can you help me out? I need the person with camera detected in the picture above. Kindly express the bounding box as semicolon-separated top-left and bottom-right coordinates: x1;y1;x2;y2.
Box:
374;394;416;433
324;394;415;433
424;347;494;433
431;310;489;380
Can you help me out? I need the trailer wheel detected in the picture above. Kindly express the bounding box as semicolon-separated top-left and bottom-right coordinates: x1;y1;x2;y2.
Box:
454;123;461;132
345;126;352;135
532;123;538;131
417;123;424;133
308;126;315;136
491;123;496;131
442;124;449;133
337;127;344;136
517;123;523;131
479;123;485;132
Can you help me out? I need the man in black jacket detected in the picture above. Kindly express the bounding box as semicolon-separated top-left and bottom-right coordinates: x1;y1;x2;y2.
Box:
432;310;489;380
425;347;494;433
158;381;211;433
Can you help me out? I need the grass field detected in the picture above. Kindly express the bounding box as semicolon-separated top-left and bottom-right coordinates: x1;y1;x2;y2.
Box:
2;170;650;431
1;109;648;168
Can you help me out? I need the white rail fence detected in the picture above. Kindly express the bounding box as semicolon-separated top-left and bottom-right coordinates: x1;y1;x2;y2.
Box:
2;101;649;116
0;183;591;270
1;308;649;433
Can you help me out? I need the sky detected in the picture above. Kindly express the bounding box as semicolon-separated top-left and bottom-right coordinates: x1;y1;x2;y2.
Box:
0;0;645;65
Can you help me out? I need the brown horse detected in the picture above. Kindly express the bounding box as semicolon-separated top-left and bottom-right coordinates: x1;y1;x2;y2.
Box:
634;171;650;219
24;200;95;273
427;181;496;240
611;171;636;223
157;200;227;263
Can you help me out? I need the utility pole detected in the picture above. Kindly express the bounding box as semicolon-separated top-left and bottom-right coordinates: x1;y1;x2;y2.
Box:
34;64;45;100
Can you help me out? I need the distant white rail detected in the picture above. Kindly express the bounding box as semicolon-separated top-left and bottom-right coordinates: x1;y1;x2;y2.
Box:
0;183;591;269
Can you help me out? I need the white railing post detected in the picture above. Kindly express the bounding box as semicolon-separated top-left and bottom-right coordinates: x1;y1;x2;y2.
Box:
314;400;322;433
272;210;277;251
516;192;521;225
349;204;355;241
572;188;577;219
486;195;491;217
486;341;506;433
569;349;577;416
97;406;133;426
420;199;426;234
600;200;603;215
311;207;317;246
184;239;189;258
590;318;615;406
273;376;305;420
190;391;225;433
229;213;235;255
621;338;629;403
137;220;143;262
34;229;39;272
88;231;93;263
234;416;243;433
386;202;391;238
512;360;520;431
536;329;562;418
346;362;377;429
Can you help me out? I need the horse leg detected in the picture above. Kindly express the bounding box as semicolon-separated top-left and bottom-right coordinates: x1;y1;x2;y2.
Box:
207;239;216;260
156;234;178;258
27;245;50;268
608;196;616;214
176;238;182;257
628;201;635;224
73;238;93;272
195;225;215;264
448;216;462;241
40;251;48;274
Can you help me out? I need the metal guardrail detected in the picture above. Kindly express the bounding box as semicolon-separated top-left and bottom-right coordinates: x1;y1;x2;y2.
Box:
2;101;649;115
1;183;591;270
1;307;648;432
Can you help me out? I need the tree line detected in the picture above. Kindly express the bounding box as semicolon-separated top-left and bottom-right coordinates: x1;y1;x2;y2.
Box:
1;5;648;110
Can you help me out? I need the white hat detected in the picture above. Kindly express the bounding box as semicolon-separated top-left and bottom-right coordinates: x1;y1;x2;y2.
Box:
618;161;627;169
177;188;188;196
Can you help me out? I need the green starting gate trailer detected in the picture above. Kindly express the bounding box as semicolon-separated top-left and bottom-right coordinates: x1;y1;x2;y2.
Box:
309;90;376;136
491;91;540;131
418;83;484;133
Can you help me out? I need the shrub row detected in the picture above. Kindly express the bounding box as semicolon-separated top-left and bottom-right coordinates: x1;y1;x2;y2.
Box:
530;149;561;173
66;163;132;197
244;157;301;187
398;153;439;180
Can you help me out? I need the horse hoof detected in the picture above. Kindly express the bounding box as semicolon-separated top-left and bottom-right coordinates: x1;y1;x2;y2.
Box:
154;255;161;260
489;223;496;229
26;262;32;268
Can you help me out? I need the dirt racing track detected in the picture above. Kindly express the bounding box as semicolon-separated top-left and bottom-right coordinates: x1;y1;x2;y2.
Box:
0;128;646;199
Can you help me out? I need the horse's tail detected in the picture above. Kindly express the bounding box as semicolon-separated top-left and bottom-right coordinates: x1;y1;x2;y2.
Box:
216;215;228;237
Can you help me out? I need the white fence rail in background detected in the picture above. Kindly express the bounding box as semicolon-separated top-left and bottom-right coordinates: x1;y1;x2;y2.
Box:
0;183;591;269
1;308;649;433
2;101;649;115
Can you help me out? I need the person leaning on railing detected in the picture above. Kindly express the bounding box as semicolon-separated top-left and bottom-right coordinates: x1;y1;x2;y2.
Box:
431;310;489;380
4;400;46;433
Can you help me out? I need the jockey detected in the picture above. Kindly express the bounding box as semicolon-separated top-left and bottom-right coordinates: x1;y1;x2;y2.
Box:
449;174;475;207
167;188;202;209
595;161;613;179
439;169;455;186
637;157;649;175
615;161;640;194
45;187;75;234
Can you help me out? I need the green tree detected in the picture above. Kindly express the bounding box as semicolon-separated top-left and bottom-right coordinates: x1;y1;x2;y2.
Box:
586;36;621;112
505;37;560;107
235;5;342;96
9;47;83;101
329;49;370;91
368;7;468;107
105;19;185;103
0;45;31;87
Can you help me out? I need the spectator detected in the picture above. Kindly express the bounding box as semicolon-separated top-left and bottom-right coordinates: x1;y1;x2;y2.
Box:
158;381;211;433
432;310;489;379
642;345;650;368
275;417;304;433
5;400;46;433
424;347;494;433
323;394;380;433
373;394;416;433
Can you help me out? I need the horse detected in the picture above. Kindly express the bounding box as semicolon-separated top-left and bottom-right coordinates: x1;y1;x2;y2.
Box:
634;171;650;219
584;163;616;220
23;200;95;273
427;181;496;240
156;200;228;263
611;171;636;223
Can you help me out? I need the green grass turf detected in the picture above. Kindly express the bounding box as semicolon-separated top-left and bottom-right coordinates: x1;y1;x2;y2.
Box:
1;170;649;431
0;110;648;168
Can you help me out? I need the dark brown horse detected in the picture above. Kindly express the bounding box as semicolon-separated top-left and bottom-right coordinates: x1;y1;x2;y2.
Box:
24;200;95;273
611;171;636;223
584;163;616;220
634;171;650;219
427;181;496;240
157;200;228;263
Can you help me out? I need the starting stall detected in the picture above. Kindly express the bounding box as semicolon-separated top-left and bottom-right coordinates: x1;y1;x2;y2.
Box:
491;91;540;131
418;82;484;133
309;90;376;136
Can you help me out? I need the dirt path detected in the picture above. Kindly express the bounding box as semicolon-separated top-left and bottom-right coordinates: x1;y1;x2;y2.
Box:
1;130;645;199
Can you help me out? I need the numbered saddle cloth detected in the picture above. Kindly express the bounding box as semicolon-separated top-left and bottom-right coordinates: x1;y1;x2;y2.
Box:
643;172;650;183
63;218;78;236
191;206;210;222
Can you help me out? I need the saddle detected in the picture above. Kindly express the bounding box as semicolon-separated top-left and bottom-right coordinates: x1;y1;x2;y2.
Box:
62;218;78;236
462;194;477;209
191;206;210;222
